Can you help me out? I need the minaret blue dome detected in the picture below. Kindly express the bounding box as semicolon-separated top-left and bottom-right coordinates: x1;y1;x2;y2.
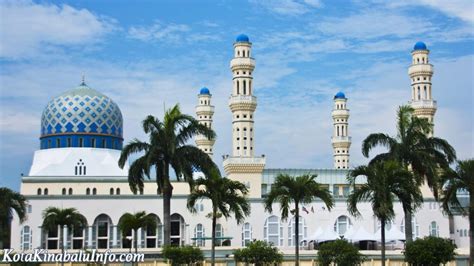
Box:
40;82;123;150
199;87;210;94
236;34;250;43
334;91;346;99
413;41;427;50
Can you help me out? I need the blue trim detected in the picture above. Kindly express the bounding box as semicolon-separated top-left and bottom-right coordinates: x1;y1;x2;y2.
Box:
40;134;123;150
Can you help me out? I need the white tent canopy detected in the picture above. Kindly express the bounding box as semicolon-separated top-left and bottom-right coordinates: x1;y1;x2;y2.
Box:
375;226;405;242
345;226;377;242
316;226;340;242
304;227;323;242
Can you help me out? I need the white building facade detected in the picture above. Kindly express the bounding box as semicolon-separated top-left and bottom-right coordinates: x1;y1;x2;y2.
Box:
10;37;469;254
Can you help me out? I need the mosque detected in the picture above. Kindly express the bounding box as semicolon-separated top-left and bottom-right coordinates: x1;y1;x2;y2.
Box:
10;35;469;254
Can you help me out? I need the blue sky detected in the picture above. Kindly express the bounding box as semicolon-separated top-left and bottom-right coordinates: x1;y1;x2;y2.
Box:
1;0;473;190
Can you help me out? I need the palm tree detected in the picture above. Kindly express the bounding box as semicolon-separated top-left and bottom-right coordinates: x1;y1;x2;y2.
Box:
118;211;157;254
347;161;422;266
440;159;474;265
0;187;27;248
187;168;250;266
362;105;456;242
264;174;333;266
42;207;87;259
118;104;216;245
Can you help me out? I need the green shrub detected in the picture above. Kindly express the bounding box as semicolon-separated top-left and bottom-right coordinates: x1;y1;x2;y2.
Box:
318;239;366;266
162;245;204;265
233;240;283;265
404;236;456;265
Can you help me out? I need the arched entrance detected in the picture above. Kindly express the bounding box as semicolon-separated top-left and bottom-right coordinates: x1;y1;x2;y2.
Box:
170;213;185;246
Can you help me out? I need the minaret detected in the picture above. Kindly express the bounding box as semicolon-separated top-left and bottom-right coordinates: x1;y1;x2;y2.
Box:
408;41;437;133
223;34;265;198
331;91;351;169
195;87;215;157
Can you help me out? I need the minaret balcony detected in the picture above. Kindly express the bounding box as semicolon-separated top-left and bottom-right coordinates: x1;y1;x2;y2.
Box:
410;100;437;109
196;105;215;115
331;136;352;143
229;95;257;111
408;64;433;76
331;109;350;117
230;57;256;70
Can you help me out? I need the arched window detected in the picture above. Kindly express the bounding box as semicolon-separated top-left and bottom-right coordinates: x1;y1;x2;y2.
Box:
21;225;31;250
429;221;439;237
334;215;352;236
242;222;252;246
92;188;97;195
68;188;73;195
264;215;282;246
215;224;223;246
86;188;90;195
79;138;84;147
142;214;162;248
249;81;252;94
93;214;112;249
194;223;205;247
71;222;86;249
43;225;59;249
37;188;42;195
237;81;240;94
91;138;96;148
48;139;52;148
243;80;247;95
116;188;120;195
56;139;61;148
44;188;48;195
62;188;66;195
67;138;72;147
102;139;106;148
424;86;427;99
110;188;114;195
75;159;86;176
288;216;307;246
400;216;419;239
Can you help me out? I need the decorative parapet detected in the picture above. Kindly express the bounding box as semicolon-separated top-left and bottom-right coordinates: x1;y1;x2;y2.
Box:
223;155;266;174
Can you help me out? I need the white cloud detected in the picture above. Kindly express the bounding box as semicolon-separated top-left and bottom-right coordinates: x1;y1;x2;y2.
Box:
0;0;116;59
128;21;190;43
315;10;435;39
386;0;474;23
249;0;322;15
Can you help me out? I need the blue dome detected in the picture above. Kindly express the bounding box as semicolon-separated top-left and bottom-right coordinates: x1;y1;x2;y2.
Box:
334;91;346;99
413;41;427;50
236;34;249;43
40;82;123;150
199;87;210;94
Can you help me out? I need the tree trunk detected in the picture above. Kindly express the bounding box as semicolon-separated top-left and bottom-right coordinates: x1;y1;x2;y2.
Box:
295;203;300;266
162;163;173;246
381;219;386;266
60;225;65;266
134;229;138;254
403;205;413;243
211;209;217;266
469;193;474;266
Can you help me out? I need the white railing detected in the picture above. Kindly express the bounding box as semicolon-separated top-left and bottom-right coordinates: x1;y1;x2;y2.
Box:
223;156;266;165
230;57;255;67
195;105;215;113
229;95;257;105
410;100;437;109
331;136;352;142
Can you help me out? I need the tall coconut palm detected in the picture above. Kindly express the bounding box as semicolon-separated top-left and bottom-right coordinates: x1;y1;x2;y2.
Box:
347;161;422;266
0;187;27;248
118;211;157;254
264;174;333;266
362;105;456;242
440;159;474;265
118;104;216;245
42;207;87;261
187;168;250;266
